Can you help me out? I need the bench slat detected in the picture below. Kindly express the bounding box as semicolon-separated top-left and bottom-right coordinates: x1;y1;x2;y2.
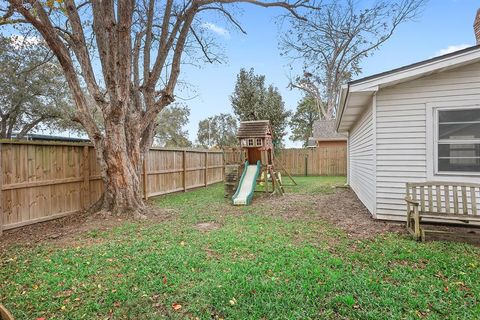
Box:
453;186;459;214
472;187;478;216
461;186;468;214
436;185;441;213
444;185;451;214
428;185;433;212
418;212;480;222
420;186;425;212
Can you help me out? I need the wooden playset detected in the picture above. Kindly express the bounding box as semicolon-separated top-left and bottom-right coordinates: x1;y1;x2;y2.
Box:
230;120;295;205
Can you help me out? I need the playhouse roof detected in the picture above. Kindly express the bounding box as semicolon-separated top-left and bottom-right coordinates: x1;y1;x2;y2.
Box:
237;120;272;139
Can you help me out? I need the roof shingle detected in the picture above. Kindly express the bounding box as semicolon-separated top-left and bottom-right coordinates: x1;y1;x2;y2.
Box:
312;120;347;140
236;120;272;138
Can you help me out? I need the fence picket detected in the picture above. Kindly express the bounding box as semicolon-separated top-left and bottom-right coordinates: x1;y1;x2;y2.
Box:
0;141;224;232
224;146;347;176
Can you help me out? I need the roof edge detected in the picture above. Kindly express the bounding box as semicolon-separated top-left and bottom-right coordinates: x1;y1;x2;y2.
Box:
335;84;349;131
349;44;480;86
336;45;480;132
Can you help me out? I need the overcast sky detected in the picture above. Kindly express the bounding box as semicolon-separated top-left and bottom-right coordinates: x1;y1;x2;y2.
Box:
179;0;479;147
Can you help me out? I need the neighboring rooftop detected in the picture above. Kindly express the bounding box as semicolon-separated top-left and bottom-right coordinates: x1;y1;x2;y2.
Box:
308;120;347;146
236;120;272;139
312;120;347;139
7;133;90;143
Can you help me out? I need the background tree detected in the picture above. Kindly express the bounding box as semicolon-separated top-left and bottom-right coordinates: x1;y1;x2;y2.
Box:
1;0;311;215
197;113;237;148
230;68;290;147
155;104;192;147
0;35;73;139
289;95;319;147
281;0;426;120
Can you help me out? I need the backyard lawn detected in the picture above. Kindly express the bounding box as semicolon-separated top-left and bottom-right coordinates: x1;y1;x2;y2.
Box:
1;177;479;319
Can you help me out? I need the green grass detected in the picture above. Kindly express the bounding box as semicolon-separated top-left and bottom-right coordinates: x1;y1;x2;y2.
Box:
285;176;347;194
1;177;480;319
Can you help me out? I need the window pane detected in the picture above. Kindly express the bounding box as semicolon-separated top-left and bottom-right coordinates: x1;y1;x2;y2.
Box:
438;143;480;172
439;109;480;123
439;123;480;140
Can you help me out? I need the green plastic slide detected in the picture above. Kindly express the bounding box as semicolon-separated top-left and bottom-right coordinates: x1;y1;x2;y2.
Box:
232;160;261;205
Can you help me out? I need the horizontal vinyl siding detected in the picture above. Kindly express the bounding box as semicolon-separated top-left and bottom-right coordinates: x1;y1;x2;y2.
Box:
349;103;375;214
375;61;480;221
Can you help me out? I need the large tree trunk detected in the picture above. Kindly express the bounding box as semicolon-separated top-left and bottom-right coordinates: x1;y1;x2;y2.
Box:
91;92;157;216
97;120;147;216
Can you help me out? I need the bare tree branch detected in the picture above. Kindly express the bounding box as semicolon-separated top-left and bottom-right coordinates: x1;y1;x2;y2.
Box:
281;0;426;120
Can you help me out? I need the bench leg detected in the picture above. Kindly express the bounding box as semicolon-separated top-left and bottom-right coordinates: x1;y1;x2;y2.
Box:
406;204;411;229
406;206;421;240
406;209;413;233
413;207;421;241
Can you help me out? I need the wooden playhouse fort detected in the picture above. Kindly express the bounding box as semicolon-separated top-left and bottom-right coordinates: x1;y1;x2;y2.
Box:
227;120;295;205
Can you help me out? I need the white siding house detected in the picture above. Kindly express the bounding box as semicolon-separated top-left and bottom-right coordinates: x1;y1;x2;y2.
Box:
348;103;375;214
337;45;480;221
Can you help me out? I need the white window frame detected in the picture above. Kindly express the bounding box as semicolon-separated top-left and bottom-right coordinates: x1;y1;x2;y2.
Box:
426;102;480;180
256;138;263;146
247;138;254;146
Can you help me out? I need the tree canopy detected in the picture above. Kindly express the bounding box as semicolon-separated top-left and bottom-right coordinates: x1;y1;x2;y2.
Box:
0;35;73;139
155;104;192;148
230;68;290;147
289;95;319;147
197;113;237;148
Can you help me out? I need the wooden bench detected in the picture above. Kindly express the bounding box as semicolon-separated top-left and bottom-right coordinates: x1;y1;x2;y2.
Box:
405;182;480;241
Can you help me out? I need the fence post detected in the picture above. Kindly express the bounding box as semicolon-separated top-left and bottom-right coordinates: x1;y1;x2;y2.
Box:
143;157;148;200
183;150;187;192
204;152;208;187
304;154;308;176
223;150;226;179
82;145;90;210
0;143;2;237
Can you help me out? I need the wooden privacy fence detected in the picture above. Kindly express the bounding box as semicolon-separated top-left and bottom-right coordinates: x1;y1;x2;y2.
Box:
0;141;223;233
224;146;347;176
275;147;347;176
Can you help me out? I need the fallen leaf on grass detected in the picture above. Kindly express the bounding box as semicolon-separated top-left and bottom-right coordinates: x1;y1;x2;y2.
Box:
172;303;182;311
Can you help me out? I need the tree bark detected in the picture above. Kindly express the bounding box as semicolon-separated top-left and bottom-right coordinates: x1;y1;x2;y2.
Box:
97;119;146;216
